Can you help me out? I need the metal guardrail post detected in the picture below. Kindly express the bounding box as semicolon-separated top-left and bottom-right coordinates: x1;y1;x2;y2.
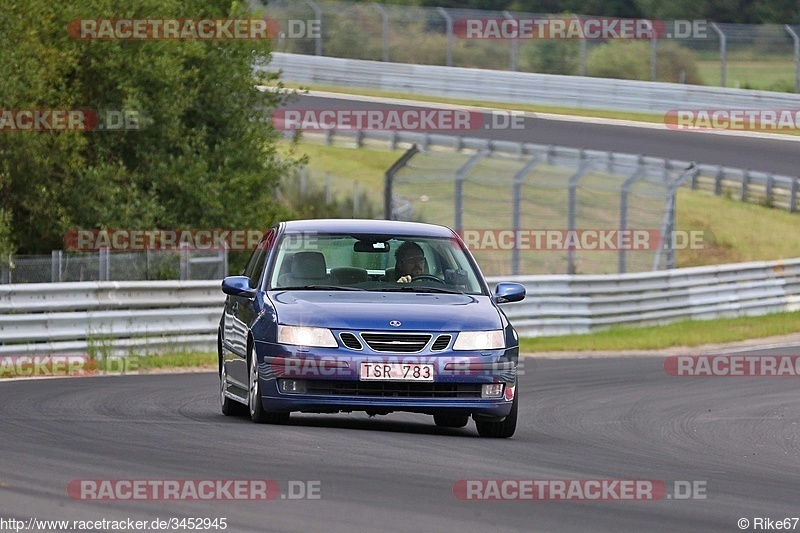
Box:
305;0;322;56
713;166;724;196
618;157;646;274
741;170;750;201
437;8;453;67
790;177;799;213
786;25;800;93
511;157;540;275
372;4;390;62
710;23;727;87
384;144;420;220
765;173;774;206
567;151;590;275
503;11;518;72
454;150;490;232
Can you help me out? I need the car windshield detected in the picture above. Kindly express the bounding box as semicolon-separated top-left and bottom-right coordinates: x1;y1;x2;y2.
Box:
268;232;485;295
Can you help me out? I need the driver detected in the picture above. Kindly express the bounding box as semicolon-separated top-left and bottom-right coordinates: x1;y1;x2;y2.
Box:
395;241;426;283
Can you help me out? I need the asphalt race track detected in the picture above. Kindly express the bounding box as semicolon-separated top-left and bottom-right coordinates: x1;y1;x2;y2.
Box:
2;353;799;532
286;95;800;176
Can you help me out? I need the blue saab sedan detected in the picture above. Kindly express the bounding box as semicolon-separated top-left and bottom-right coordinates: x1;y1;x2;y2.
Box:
218;219;526;438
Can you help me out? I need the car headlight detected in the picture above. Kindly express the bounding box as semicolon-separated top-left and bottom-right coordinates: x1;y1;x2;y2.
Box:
453;330;505;351
277;325;337;348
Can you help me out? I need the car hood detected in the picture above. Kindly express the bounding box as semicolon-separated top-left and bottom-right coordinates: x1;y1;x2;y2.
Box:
268;290;502;331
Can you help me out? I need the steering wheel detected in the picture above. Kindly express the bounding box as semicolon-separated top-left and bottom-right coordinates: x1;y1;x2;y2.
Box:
412;274;445;284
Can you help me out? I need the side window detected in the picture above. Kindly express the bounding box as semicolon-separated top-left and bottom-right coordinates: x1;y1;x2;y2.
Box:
242;230;275;287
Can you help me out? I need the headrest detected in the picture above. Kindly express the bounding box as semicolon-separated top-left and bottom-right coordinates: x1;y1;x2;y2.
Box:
291;251;327;279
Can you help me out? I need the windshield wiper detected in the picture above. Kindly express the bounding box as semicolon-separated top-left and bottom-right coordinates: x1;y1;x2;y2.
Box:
378;286;463;294
277;285;366;291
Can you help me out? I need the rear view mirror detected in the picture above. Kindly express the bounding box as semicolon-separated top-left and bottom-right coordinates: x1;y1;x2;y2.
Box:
354;240;390;253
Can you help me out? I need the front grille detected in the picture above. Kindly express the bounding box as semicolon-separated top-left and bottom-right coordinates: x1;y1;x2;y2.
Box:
339;332;363;350
360;333;432;353
304;380;482;398
431;334;452;351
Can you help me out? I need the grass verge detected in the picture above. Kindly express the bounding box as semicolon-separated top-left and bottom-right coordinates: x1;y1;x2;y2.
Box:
519;310;800;353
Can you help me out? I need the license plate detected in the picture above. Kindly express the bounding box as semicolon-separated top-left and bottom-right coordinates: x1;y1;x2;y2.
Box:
359;362;434;382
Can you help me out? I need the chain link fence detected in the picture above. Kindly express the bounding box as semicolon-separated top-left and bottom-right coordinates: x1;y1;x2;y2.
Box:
264;0;800;92
385;145;695;276
0;249;228;284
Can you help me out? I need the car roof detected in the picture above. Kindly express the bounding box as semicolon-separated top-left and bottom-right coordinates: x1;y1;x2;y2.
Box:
281;219;457;238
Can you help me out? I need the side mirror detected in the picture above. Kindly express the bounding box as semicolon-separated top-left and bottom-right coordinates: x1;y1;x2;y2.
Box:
494;282;525;304
221;276;257;298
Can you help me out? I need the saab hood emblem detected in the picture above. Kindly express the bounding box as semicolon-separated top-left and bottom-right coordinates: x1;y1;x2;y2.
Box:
389;320;401;327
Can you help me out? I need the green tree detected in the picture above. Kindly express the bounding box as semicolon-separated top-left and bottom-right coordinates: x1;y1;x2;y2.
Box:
0;0;297;254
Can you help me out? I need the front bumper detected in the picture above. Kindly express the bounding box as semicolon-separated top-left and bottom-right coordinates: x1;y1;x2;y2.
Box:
253;339;518;418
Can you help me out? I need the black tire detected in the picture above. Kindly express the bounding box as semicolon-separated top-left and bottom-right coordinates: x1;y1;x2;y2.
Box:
220;332;247;416
248;343;290;425
475;390;518;438
433;413;470;428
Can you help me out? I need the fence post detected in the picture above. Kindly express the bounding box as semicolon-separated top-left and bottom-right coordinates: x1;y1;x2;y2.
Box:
326;172;332;204
655;163;697;270
786;25;800;93
353;182;360;217
567;151;590;275
454;150;490;232
305;0;322;56
372;4;390;62
503;11;518;71
437;7;453;67
618;157;645;274
146;248;151;280
710;23;727;87
99;248;109;281
650;29;658;81
511;157;540;275
180;245;189;281
575;15;587;76
384;144;420;219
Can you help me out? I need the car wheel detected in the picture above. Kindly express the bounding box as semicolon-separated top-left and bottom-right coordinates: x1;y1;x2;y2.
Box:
220;361;247;416
475;389;518;438
433;413;470;428
248;343;290;425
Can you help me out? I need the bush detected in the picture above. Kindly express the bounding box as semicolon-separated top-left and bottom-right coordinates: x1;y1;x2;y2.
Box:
586;40;702;84
523;40;581;75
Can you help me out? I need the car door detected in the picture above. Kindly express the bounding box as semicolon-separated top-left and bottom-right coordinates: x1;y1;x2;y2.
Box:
224;230;275;386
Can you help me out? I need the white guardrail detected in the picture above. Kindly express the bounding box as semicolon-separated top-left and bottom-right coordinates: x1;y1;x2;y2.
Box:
267;53;800;114
1;258;799;354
